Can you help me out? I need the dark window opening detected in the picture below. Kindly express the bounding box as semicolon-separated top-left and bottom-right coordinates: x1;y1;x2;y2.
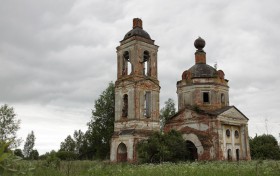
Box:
122;94;128;117
226;129;230;137
221;93;225;105
203;92;209;103
144;92;151;118
234;130;239;138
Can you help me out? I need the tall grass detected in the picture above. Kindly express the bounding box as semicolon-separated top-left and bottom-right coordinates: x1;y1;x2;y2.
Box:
18;160;280;176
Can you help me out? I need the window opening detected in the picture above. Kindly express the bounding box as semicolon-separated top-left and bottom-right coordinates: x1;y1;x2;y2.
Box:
122;94;128;117
143;51;150;76
122;51;132;75
203;92;209;103
234;130;239;138
144;91;151;118
226;129;230;137
221;93;225;104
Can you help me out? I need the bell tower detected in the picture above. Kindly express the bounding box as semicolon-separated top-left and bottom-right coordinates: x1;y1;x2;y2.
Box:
110;18;160;162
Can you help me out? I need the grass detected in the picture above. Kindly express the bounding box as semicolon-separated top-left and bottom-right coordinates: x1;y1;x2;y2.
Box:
16;160;280;176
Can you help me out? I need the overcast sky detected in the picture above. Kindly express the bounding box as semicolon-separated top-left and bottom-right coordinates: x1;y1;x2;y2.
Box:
1;0;280;154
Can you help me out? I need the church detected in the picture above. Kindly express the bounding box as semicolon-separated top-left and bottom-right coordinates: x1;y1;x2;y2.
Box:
110;18;251;162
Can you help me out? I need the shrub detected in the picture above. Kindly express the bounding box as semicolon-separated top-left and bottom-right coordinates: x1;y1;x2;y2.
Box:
137;130;189;163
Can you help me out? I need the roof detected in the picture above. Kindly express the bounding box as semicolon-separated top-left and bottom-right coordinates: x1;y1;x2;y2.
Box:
167;105;249;121
123;27;151;40
189;63;217;78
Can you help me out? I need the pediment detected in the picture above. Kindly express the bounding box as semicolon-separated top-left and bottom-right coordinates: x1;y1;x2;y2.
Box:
217;106;248;123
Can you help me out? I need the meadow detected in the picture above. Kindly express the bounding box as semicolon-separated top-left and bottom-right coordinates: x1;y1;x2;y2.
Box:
13;160;280;176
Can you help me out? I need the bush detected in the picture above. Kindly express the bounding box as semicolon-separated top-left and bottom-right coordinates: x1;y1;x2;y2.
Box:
56;151;78;160
137;130;189;163
250;134;280;160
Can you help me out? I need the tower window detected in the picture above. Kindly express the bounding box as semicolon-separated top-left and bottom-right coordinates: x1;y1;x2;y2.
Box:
143;51;151;76
122;51;132;75
221;93;225;104
203;92;209;103
122;94;128;117
144;91;151;118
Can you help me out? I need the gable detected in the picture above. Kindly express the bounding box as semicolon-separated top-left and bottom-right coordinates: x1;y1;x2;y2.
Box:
217;106;248;123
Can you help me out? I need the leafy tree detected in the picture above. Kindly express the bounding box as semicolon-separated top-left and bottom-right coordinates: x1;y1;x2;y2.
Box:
86;82;115;159
160;98;176;130
0;104;21;147
60;135;75;152
73;130;88;159
14;149;24;158
23;131;35;159
250;134;280;160
29;149;39;160
137;130;188;163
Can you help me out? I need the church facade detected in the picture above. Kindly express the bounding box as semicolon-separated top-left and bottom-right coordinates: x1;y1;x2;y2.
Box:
110;18;251;162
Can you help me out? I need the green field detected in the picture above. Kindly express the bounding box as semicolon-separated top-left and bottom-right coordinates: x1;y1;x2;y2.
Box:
9;160;280;176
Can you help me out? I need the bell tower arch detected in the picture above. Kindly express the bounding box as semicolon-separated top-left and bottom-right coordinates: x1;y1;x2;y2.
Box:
110;18;160;162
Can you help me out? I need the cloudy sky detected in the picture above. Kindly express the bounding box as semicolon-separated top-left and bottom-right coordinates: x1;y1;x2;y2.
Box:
1;0;280;154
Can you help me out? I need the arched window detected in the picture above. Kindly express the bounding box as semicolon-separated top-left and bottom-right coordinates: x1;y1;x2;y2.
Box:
143;51;150;76
221;93;225;105
144;91;151;118
122;94;128;117
117;143;127;162
226;129;230;137
234;130;239;138
122;51;132;75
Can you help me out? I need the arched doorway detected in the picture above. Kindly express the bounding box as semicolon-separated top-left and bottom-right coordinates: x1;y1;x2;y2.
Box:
186;140;198;161
227;149;232;161
117;143;127;162
236;149;240;161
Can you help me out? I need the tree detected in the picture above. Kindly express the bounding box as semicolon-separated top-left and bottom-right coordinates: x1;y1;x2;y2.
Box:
137;130;188;163
0;104;21;147
250;134;280;160
60;135;75;152
73;130;88;158
14;149;24;158
86;82;115;159
23;131;35;159
160;98;176;130
29;149;39;160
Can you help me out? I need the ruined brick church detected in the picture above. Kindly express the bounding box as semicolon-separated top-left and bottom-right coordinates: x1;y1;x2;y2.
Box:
110;18;251;162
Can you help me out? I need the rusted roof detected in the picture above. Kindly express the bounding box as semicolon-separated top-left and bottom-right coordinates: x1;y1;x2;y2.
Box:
123;27;151;40
189;63;217;78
